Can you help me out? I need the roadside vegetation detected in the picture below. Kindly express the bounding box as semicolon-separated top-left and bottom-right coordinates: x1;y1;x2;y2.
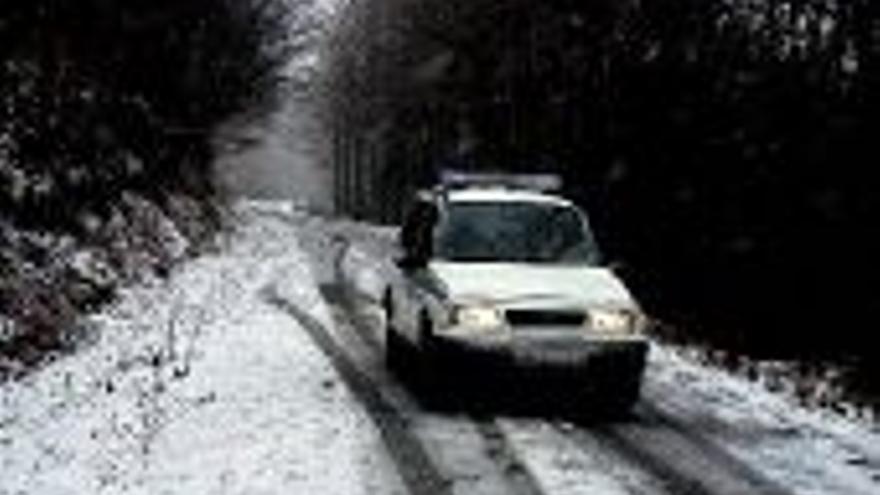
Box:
0;0;297;378
323;0;879;405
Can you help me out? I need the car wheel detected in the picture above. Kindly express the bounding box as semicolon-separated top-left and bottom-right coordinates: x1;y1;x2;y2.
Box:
607;378;641;415
590;350;646;419
587;373;642;420
415;312;443;392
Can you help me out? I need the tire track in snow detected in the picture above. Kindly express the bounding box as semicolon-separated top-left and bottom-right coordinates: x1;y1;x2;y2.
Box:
570;422;715;495
473;419;549;495
639;401;795;495
265;293;453;495
306;225;791;495
320;282;545;495
319;283;384;353
559;404;795;495
498;418;667;495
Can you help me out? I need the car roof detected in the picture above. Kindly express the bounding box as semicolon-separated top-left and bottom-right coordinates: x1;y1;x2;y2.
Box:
443;187;576;208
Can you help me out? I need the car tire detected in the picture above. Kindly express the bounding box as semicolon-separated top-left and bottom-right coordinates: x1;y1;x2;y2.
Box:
606;378;641;416
585;373;641;420
591;349;646;419
415;312;443;395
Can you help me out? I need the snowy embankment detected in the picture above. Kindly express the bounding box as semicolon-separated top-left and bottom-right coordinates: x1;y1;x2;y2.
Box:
646;348;880;494
0;205;402;495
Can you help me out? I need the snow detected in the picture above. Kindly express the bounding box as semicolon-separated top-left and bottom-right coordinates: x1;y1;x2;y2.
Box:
497;419;662;495
0;205;402;495
0;316;21;343
647;346;880;495
68;249;118;291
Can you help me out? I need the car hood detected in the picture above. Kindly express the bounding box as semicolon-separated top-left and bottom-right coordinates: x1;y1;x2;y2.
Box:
428;261;638;311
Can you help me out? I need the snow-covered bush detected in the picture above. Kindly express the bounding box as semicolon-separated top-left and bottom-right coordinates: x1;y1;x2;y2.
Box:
0;0;300;376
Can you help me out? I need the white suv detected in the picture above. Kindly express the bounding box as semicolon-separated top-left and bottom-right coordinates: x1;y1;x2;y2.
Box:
384;175;649;414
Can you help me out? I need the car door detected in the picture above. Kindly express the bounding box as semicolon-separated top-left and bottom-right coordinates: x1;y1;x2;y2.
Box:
393;196;439;344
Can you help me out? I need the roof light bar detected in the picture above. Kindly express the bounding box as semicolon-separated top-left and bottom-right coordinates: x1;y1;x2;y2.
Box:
440;170;562;192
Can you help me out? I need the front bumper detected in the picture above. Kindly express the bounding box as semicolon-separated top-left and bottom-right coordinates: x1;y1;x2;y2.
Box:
430;328;649;386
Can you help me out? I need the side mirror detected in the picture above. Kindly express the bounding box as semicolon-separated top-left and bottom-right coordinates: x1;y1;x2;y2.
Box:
606;259;627;274
397;199;437;271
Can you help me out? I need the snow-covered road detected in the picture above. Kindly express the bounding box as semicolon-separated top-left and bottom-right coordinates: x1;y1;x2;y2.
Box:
290;205;880;495
1;206;404;495
2;203;879;495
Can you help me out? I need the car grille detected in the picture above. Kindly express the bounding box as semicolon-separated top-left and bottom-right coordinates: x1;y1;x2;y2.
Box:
505;309;585;327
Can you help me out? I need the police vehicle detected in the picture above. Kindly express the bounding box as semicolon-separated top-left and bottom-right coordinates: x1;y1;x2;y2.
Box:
383;172;649;413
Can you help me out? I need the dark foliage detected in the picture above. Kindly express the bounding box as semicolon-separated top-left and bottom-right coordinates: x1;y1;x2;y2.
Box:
0;0;293;231
1;0;296;367
325;0;880;385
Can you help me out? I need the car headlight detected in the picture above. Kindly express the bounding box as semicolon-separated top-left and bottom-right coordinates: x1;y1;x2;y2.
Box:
586;309;639;334
452;305;504;330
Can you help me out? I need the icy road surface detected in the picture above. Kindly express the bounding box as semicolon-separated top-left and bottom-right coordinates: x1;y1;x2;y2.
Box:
2;202;879;495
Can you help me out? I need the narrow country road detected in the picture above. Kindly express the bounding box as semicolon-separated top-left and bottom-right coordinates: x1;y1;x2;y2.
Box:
2;205;879;495
282;208;880;495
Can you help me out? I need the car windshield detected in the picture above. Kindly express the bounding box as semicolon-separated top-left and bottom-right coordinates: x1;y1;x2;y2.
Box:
434;201;602;264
